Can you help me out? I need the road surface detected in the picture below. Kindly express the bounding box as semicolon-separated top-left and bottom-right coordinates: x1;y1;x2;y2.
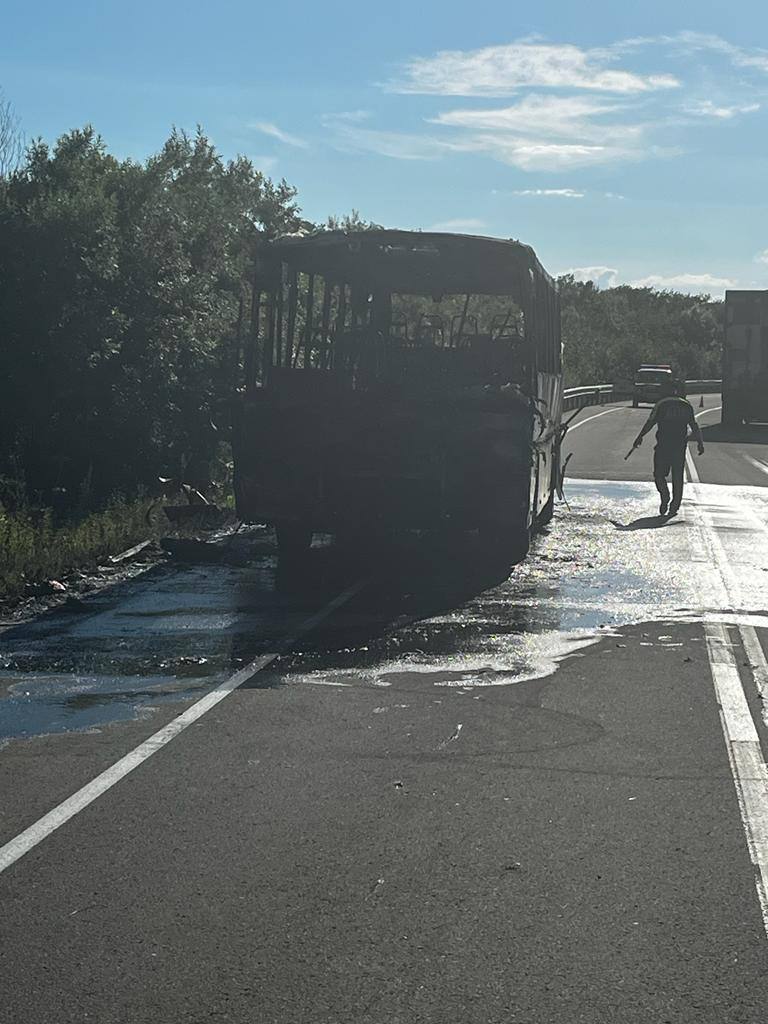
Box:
2;395;768;1023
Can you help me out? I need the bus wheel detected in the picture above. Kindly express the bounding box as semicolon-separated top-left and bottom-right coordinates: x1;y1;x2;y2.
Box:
275;521;313;559
479;524;530;566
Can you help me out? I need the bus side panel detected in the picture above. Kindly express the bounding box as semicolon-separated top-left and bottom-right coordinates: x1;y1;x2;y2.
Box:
533;371;563;518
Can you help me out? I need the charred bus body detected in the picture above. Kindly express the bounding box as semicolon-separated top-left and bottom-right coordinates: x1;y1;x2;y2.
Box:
723;290;768;426
232;230;562;562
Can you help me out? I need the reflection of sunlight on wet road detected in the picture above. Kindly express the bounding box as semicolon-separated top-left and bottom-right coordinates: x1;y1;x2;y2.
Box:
2;480;768;739
285;480;768;693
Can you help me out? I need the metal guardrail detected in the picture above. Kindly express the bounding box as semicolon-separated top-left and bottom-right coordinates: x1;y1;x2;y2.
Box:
562;384;615;411
562;380;722;412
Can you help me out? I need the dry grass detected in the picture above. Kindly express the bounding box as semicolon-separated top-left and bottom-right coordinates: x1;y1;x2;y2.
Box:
0;496;154;602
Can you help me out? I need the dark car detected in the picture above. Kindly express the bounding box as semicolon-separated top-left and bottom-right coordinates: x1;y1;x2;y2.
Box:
632;365;673;407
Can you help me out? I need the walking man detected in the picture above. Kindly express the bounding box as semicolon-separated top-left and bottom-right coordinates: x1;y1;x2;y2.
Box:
630;380;705;516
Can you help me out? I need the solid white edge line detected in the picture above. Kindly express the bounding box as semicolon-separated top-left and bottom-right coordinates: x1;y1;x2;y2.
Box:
740;625;768;728
0;578;367;876
744;454;768;478
695;405;722;420
566;407;624;432
684;403;720;481
693;491;768;932
685;446;700;484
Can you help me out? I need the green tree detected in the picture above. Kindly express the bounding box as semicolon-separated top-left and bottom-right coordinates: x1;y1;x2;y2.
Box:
0;125;302;506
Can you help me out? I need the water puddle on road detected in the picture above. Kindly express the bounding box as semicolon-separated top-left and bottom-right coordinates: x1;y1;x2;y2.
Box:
1;481;767;739
281;480;768;693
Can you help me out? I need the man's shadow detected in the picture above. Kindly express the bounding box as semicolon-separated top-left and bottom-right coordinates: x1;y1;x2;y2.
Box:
610;514;684;531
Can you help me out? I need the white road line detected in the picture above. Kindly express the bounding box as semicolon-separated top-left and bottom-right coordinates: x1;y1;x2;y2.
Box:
744;454;768;478
693;494;768;932
0;578;367;877
741;625;768;727
685;447;700;483
695;404;722;420
685;405;721;482
567;407;623;432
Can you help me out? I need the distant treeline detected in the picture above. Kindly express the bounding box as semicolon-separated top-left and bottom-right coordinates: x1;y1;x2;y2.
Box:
559;275;723;388
0;125;723;511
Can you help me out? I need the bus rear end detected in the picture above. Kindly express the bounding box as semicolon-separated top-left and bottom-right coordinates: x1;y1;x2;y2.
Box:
723;290;768;425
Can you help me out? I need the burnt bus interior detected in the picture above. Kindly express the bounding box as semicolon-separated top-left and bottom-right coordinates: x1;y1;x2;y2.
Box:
241;230;561;393
233;231;561;557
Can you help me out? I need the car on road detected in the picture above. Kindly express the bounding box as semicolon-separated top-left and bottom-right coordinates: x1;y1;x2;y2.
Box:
632;364;673;407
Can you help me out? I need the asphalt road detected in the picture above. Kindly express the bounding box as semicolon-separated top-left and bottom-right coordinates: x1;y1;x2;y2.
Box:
2;396;768;1023
562;393;768;487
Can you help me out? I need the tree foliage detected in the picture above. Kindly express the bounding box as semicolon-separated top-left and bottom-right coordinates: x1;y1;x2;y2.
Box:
0;125;301;506
558;275;723;386
0;90;24;178
0;121;726;512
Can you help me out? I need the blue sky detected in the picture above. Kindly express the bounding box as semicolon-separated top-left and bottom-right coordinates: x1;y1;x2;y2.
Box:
3;0;768;295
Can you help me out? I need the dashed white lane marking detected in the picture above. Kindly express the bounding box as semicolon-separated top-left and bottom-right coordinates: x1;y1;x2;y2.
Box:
567;407;623;432
694;493;768;933
0;579;367;877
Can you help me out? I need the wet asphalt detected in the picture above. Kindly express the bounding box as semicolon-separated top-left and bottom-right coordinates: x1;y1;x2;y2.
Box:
2;395;768;1023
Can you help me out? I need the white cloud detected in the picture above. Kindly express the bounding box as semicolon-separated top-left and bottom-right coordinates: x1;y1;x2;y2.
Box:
330;33;765;175
465;136;652;171
685;99;760;119
665;32;768;74
559;266;619;288
251;121;308;148
431;94;646;144
513;188;585;198
754;249;768;264
325;111;671;171
426;218;487;232
558;267;735;296
428;94;664;170
389;41;679;96
629;272;736;295
327;110;372;123
324;121;446;161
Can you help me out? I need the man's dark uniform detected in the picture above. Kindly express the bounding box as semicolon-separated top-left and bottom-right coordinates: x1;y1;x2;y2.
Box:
632;388;703;515
649;396;697;511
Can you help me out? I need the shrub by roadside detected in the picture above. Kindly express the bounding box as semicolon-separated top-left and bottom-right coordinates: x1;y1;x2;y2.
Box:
0;496;155;604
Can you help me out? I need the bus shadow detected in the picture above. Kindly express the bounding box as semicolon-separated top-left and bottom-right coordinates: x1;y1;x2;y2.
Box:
233;535;517;685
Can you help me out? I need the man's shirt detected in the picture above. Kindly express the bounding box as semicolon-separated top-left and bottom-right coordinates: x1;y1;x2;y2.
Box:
648;396;697;447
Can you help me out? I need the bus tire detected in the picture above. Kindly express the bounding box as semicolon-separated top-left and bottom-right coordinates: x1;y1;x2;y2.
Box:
275;521;313;559
479;524;530;566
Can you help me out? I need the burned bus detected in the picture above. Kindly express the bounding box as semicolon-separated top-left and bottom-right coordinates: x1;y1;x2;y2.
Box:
232;230;562;562
723;289;768;426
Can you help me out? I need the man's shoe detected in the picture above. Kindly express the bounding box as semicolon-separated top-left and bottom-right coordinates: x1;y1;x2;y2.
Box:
659;499;669;516
668;502;680;516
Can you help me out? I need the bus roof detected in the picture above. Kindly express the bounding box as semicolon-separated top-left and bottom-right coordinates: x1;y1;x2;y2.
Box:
266;229;555;298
